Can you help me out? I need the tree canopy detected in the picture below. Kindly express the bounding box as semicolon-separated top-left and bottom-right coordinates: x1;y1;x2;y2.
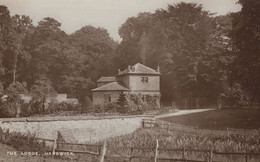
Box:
0;1;259;107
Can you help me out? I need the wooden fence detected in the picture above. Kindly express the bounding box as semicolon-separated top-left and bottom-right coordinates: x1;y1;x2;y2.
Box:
142;118;260;135
50;134;260;162
1;128;259;162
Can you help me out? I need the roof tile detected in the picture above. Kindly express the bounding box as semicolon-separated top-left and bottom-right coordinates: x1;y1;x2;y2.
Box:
91;82;129;91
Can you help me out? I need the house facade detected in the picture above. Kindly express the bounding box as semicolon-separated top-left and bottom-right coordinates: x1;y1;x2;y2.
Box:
91;63;161;108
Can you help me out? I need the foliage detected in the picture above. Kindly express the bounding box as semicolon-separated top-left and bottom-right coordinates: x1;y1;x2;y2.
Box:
94;102;118;113
231;0;260;103
115;3;234;102
127;93;160;111
0;6;117;102
0;1;259;108
0;128;49;153
30;76;56;112
103;128;260;161
116;92;129;113
20;101;82;117
0;82;27;117
220;83;250;108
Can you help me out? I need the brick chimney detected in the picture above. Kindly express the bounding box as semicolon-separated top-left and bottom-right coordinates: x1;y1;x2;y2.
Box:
157;65;160;72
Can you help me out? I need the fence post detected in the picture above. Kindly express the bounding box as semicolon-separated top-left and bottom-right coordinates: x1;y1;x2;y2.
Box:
129;147;133;162
209;149;213;162
161;121;164;130
154;138;159;162
195;126;198;134
196;98;200;109
245;154;249;162
100;141;107;162
184;99;187;109
182;147;186;161
52;139;57;157
227;127;229;136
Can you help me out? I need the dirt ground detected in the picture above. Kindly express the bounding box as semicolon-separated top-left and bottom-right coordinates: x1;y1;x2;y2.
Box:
0;143;75;162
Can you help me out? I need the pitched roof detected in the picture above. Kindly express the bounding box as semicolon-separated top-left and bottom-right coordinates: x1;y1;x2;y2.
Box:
117;63;161;76
91;82;129;92
97;76;116;82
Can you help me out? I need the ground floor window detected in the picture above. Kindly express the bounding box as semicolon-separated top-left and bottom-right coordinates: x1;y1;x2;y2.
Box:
104;94;111;103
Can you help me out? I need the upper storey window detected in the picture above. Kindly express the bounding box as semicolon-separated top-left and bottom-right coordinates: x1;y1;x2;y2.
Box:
141;77;148;83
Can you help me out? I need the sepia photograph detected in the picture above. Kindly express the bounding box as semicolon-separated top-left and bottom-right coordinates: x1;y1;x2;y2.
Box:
0;0;259;161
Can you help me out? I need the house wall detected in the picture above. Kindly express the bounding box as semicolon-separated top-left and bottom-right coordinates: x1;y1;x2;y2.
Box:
129;75;160;91
117;75;130;88
92;91;122;105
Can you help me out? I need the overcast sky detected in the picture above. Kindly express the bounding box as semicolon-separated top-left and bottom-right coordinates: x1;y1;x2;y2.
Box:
1;0;241;41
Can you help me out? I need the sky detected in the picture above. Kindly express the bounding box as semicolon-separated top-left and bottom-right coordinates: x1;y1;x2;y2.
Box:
1;0;241;41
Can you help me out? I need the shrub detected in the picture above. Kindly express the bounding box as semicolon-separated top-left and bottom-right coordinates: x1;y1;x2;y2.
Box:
126;93;160;112
19;100;82;117
0;128;49;153
116;92;129;113
94;102;118;113
219;83;250;108
0;101;12;117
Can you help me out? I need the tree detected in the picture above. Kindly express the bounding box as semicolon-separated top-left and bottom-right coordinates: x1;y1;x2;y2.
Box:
10;15;33;83
0;6;13;86
30;76;56;112
231;0;260;102
70;26;118;79
117;92;128;113
115;3;232;102
26;17;67;87
3;82;27;117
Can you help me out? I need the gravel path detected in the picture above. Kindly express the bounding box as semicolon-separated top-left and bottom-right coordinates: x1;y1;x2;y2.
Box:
155;109;215;118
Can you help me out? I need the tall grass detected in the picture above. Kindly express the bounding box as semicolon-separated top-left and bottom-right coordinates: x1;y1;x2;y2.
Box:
102;128;260;161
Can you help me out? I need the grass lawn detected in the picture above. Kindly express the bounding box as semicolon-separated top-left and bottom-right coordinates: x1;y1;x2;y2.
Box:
160;108;260;130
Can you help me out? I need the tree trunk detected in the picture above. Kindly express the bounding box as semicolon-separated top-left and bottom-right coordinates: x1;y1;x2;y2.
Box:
13;45;20;84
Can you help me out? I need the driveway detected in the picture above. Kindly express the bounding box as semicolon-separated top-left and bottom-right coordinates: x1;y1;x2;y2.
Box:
156;109;215;118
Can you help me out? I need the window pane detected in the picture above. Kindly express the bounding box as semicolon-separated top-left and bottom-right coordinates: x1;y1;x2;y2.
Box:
141;77;144;82
145;77;148;83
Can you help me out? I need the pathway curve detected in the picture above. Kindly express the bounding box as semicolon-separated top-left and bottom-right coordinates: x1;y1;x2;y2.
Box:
156;109;215;119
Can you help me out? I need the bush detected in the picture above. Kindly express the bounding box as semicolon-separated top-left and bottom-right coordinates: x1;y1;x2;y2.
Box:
94;102;118;113
0;128;49;153
19;100;82;117
0;101;11;117
219;83;250;108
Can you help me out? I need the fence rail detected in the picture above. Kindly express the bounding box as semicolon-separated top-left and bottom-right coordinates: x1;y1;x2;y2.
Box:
142;119;260;135
1;128;260;162
52;131;260;162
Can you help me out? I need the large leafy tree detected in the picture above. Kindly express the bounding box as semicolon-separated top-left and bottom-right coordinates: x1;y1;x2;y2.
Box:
58;26;117;99
115;3;232;102
0;6;33;86
2;82;27;117
9;15;33;84
0;6;13;86
30;76;56;112
231;0;260;102
27;17;67;87
70;26;118;78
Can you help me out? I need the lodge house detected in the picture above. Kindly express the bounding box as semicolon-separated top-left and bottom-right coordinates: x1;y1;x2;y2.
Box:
91;63;161;107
